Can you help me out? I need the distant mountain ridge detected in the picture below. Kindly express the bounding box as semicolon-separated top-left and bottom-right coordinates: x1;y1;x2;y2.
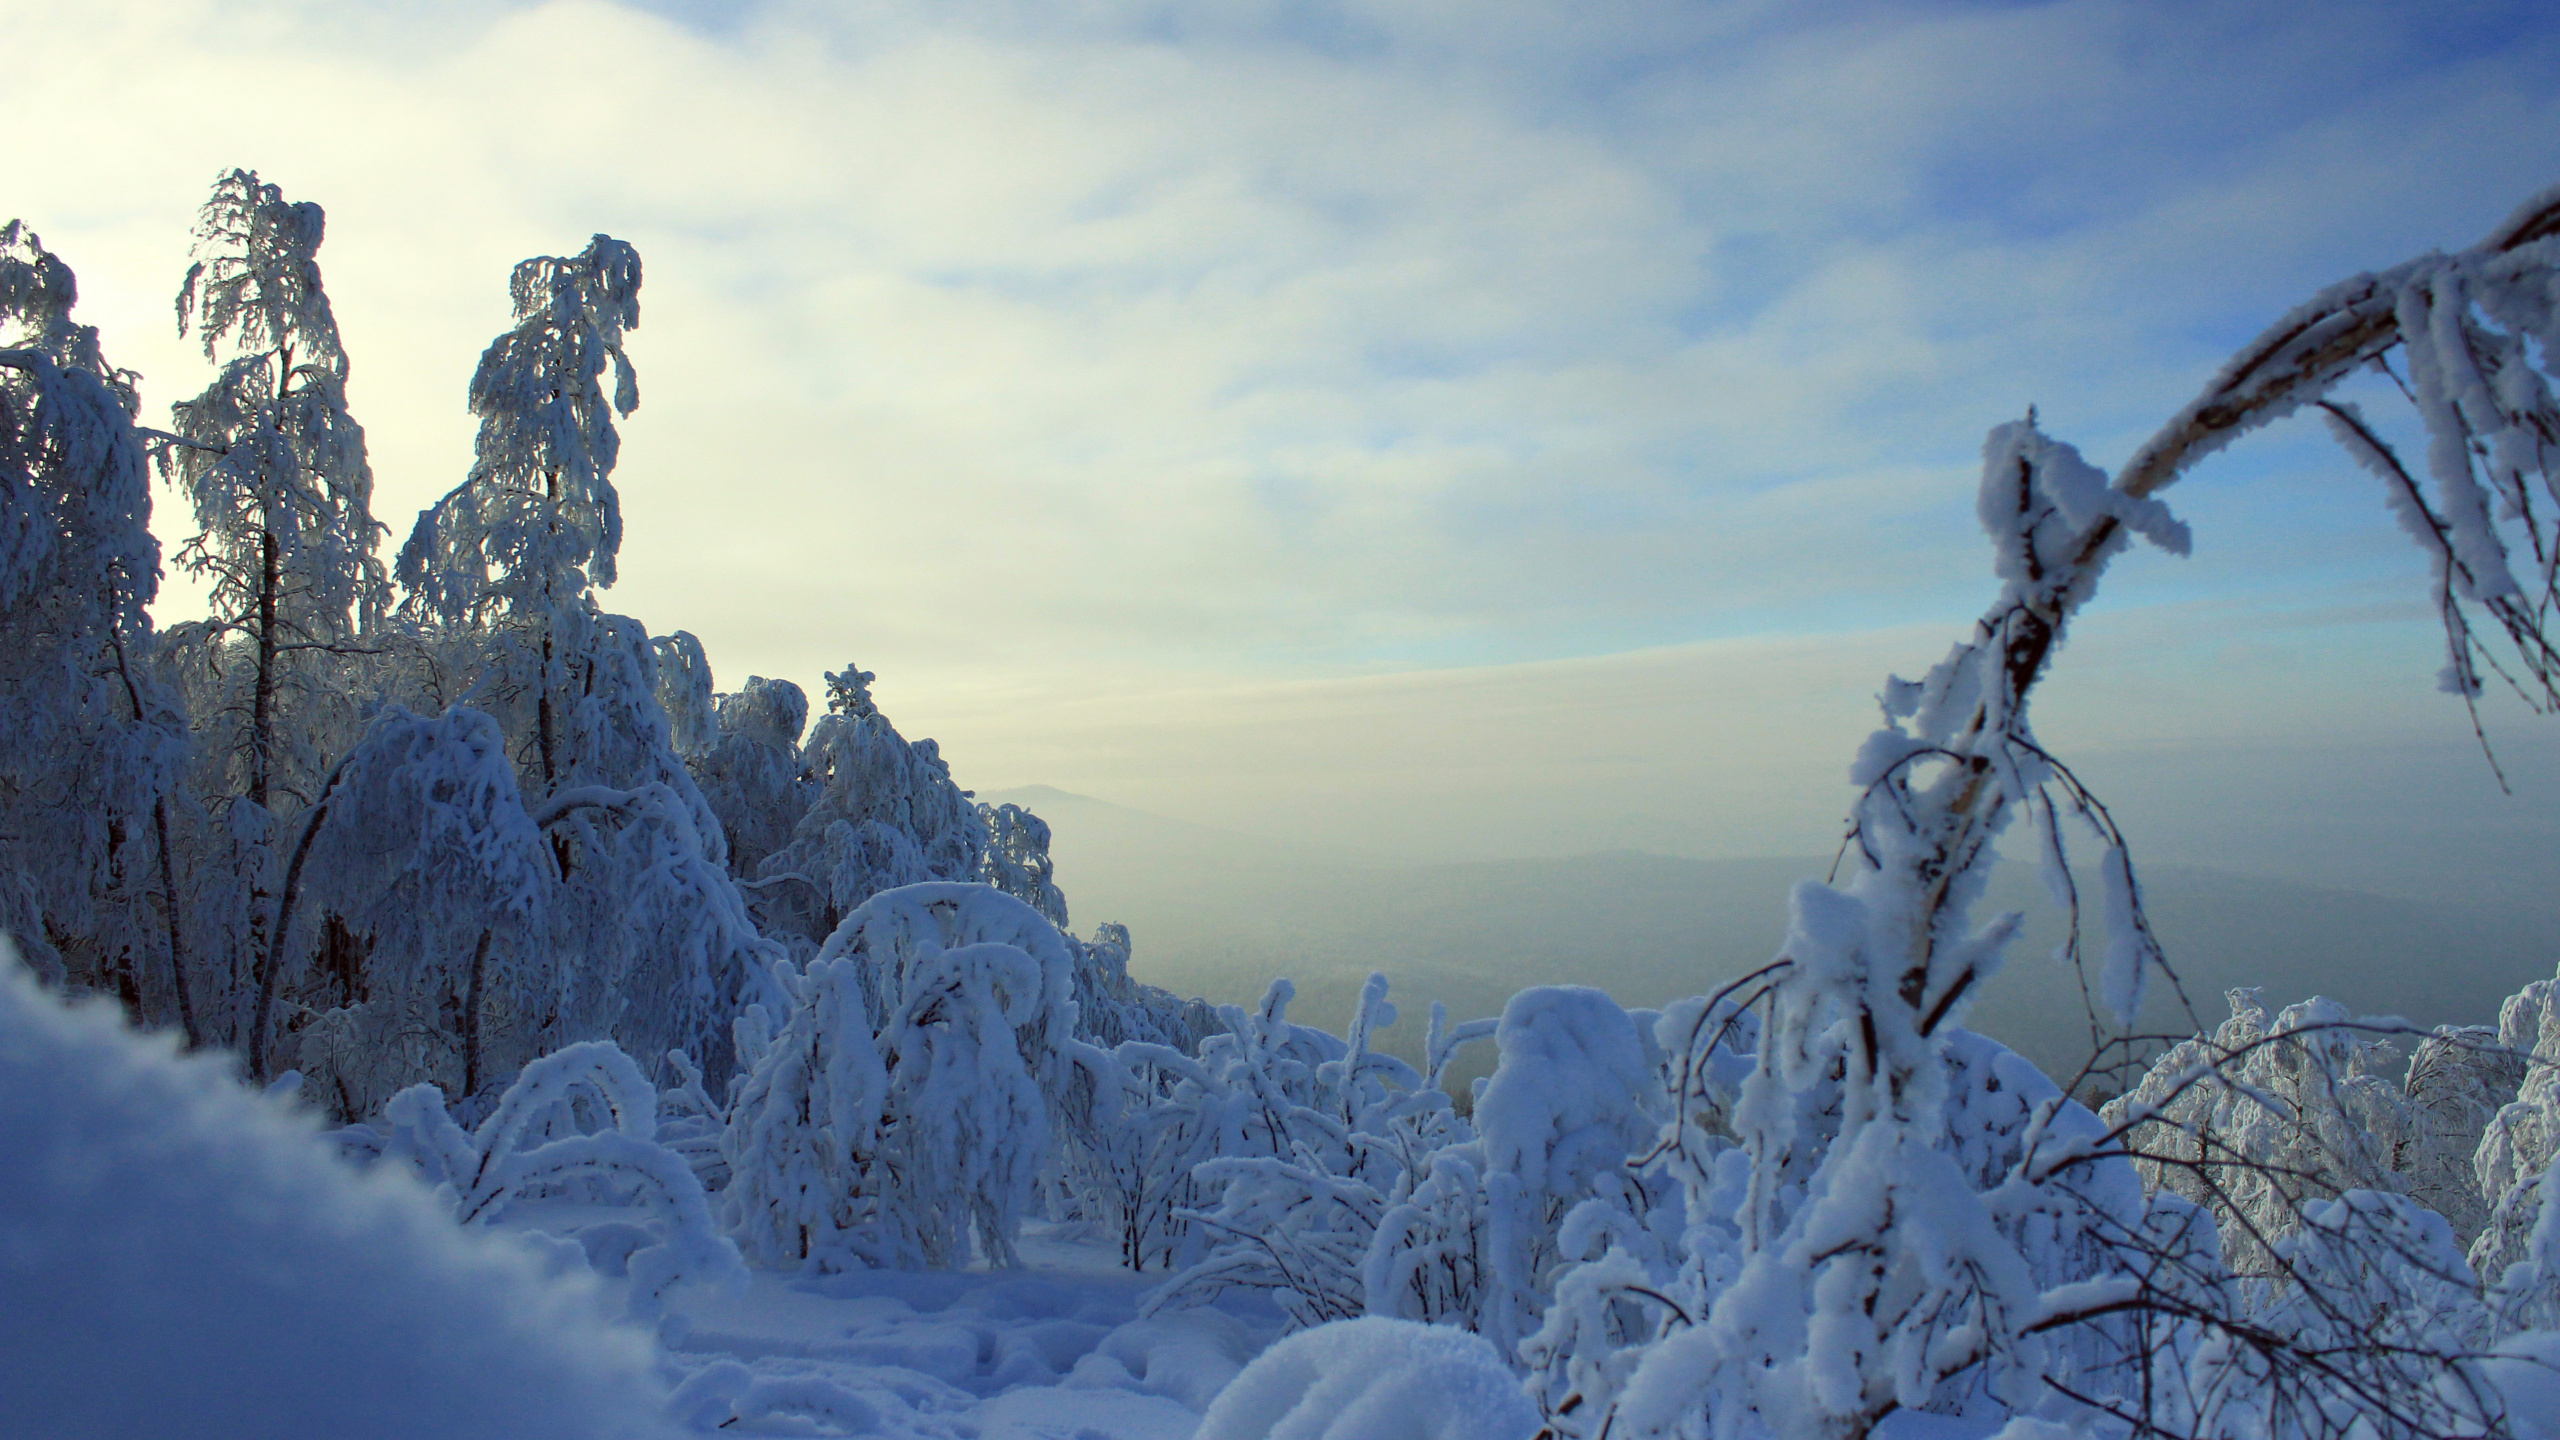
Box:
986;786;2559;1087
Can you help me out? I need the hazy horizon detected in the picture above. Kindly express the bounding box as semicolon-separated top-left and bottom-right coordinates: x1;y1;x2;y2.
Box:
986;783;2559;1085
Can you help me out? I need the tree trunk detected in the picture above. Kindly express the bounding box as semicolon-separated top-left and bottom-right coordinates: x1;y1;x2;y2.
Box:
251;527;279;808
153;797;201;1048
462;927;494;1098
247;754;353;1080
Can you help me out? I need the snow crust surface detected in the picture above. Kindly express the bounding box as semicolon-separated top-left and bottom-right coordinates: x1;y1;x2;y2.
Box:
0;952;677;1440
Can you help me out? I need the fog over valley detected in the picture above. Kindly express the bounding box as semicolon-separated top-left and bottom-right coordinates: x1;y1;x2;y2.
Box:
995;784;2560;1089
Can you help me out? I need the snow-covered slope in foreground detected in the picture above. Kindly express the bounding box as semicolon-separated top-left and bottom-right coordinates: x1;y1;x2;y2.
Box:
0;946;675;1440
0;948;1337;1439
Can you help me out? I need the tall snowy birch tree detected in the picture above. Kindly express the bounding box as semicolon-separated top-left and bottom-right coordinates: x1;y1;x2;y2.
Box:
391;236;772;1093
156;171;393;1056
164;169;389;814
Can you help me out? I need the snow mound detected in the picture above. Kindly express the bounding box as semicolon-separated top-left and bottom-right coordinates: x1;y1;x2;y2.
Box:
0;952;677;1440
1192;1316;1539;1440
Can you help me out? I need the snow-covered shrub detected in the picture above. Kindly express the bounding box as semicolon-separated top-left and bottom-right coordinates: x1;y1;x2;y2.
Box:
722;881;1112;1269
1067;975;1402;1279
875;937;1066;1266
1365;986;1663;1357
1073;1035;1232;1272
1141;974;1446;1329
0;949;678;1440
655;1047;731;1191
719;947;884;1268
1517;989;1759;1430
381;1038;742;1316
1192;1316;1540;1440
1116;974;1519;1328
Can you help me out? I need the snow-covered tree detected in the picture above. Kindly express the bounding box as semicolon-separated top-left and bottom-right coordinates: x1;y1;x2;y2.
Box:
2401;1024;2527;1249
1064;920;1223;1053
161;168;389;816
251;705;550;1111
977;800;1067;925
397;232;640;791
651;629;718;759
2474;974;2560;1285
0;220;192;1036
750;664;989;949
690;674;813;884
2102;990;2421;1274
525;615;778;1087
385;237;772;1095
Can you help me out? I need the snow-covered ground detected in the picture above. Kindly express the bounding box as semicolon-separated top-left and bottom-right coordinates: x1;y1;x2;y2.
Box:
569;1208;1280;1439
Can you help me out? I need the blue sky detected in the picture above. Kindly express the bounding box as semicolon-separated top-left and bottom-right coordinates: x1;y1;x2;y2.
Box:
9;0;2560;890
